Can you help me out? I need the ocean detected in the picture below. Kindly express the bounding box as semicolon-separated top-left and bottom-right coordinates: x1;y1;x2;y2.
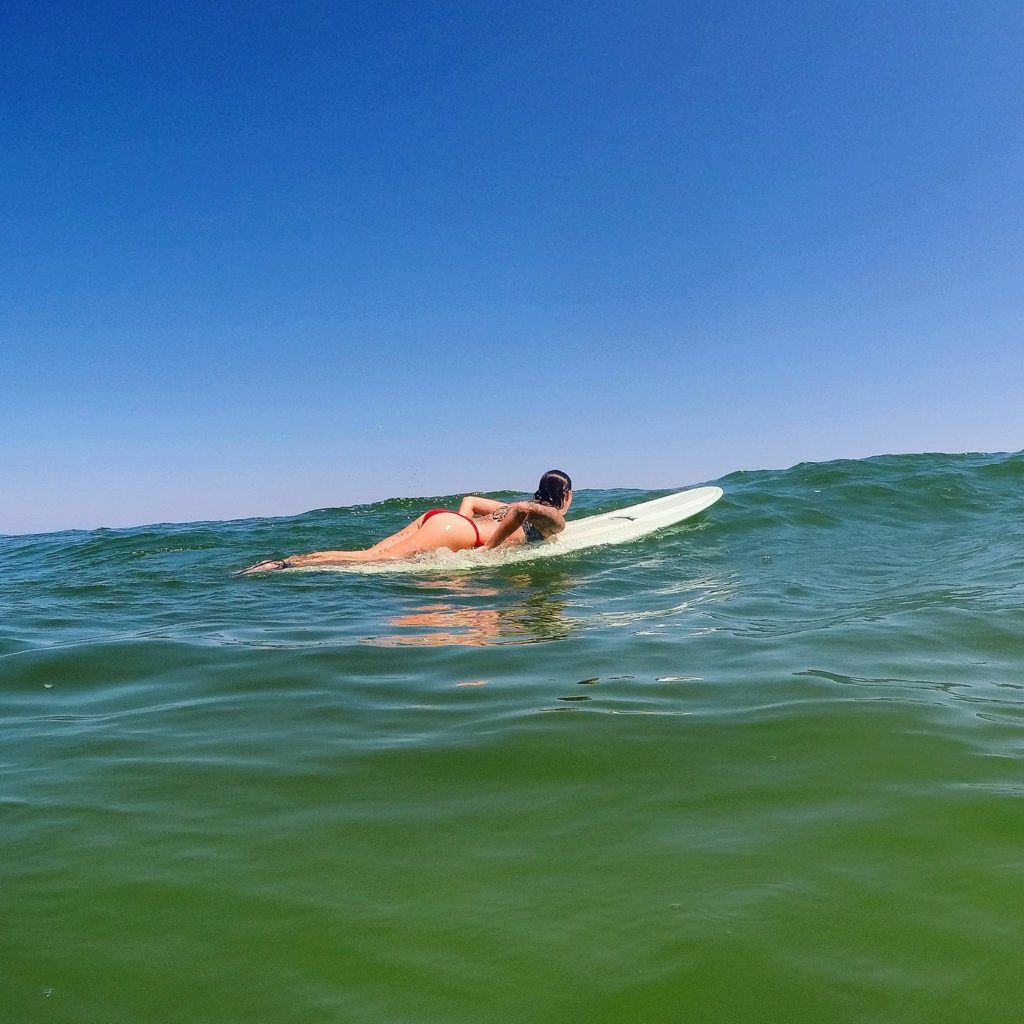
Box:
3;450;1023;1023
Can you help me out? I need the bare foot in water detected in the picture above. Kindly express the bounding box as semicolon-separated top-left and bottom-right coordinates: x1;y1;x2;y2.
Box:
235;559;289;576
236;550;375;574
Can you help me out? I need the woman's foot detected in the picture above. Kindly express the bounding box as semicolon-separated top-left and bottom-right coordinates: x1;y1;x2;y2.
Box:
235;558;289;576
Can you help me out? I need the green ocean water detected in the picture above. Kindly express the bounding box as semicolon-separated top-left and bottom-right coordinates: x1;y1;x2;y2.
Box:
3;451;1024;1024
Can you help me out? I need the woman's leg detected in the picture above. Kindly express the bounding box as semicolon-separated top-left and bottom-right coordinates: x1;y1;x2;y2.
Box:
295;513;430;564
362;513;429;555
238;512;472;572
359;512;478;561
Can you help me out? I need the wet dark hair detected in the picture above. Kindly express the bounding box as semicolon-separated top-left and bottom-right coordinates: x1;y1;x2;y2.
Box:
534;469;572;508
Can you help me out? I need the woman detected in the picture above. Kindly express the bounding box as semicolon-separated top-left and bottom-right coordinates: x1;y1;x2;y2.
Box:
238;470;573;574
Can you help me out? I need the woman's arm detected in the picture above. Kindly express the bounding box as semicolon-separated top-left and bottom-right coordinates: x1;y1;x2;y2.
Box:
458;495;505;517
516;501;566;533
482;504;529;549
482;501;566;549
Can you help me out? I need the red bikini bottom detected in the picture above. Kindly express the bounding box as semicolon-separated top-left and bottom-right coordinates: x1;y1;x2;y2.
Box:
421;509;484;548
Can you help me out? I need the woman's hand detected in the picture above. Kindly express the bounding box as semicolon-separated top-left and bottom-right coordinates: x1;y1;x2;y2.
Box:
459;495;506;518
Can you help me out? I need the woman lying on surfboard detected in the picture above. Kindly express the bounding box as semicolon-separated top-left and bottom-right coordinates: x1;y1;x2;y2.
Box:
238;470;573;574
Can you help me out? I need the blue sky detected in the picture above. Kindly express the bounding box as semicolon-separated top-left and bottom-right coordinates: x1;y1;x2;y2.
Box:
2;1;1022;534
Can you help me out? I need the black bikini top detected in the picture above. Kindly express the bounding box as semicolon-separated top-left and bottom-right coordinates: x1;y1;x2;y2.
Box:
522;520;545;544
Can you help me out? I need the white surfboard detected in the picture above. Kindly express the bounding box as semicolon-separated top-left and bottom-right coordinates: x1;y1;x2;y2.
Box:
309;485;724;574
550;485;723;552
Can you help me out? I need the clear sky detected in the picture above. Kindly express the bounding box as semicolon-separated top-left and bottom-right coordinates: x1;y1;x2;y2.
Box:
2;1;1022;535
